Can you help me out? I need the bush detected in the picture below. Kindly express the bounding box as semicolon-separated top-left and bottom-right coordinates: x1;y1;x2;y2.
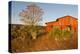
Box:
49;26;62;39
62;27;73;40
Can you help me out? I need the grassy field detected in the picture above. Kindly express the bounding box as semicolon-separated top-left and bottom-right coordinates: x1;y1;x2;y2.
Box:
9;24;78;53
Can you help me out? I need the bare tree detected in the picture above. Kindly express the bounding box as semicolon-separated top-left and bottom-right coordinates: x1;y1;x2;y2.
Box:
19;3;44;39
19;3;43;25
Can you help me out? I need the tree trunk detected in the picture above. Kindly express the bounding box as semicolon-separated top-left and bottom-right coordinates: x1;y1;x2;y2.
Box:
31;32;37;40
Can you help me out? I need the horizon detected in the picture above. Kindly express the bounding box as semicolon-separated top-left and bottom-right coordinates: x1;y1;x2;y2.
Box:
10;15;78;26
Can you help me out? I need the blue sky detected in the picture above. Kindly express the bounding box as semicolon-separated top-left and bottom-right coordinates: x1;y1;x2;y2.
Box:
10;1;78;26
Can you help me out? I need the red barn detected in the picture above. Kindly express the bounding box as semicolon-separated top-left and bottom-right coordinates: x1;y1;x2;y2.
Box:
45;15;78;32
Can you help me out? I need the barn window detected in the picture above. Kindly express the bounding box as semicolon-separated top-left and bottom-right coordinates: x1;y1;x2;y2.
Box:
67;25;71;31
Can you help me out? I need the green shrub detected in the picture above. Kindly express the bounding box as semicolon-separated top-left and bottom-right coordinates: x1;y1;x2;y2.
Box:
62;27;73;39
49;26;62;39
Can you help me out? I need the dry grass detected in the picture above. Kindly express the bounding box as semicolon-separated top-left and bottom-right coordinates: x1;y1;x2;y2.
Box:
9;24;78;53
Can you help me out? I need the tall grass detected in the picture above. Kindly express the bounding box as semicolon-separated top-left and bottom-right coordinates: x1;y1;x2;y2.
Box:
48;26;74;49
